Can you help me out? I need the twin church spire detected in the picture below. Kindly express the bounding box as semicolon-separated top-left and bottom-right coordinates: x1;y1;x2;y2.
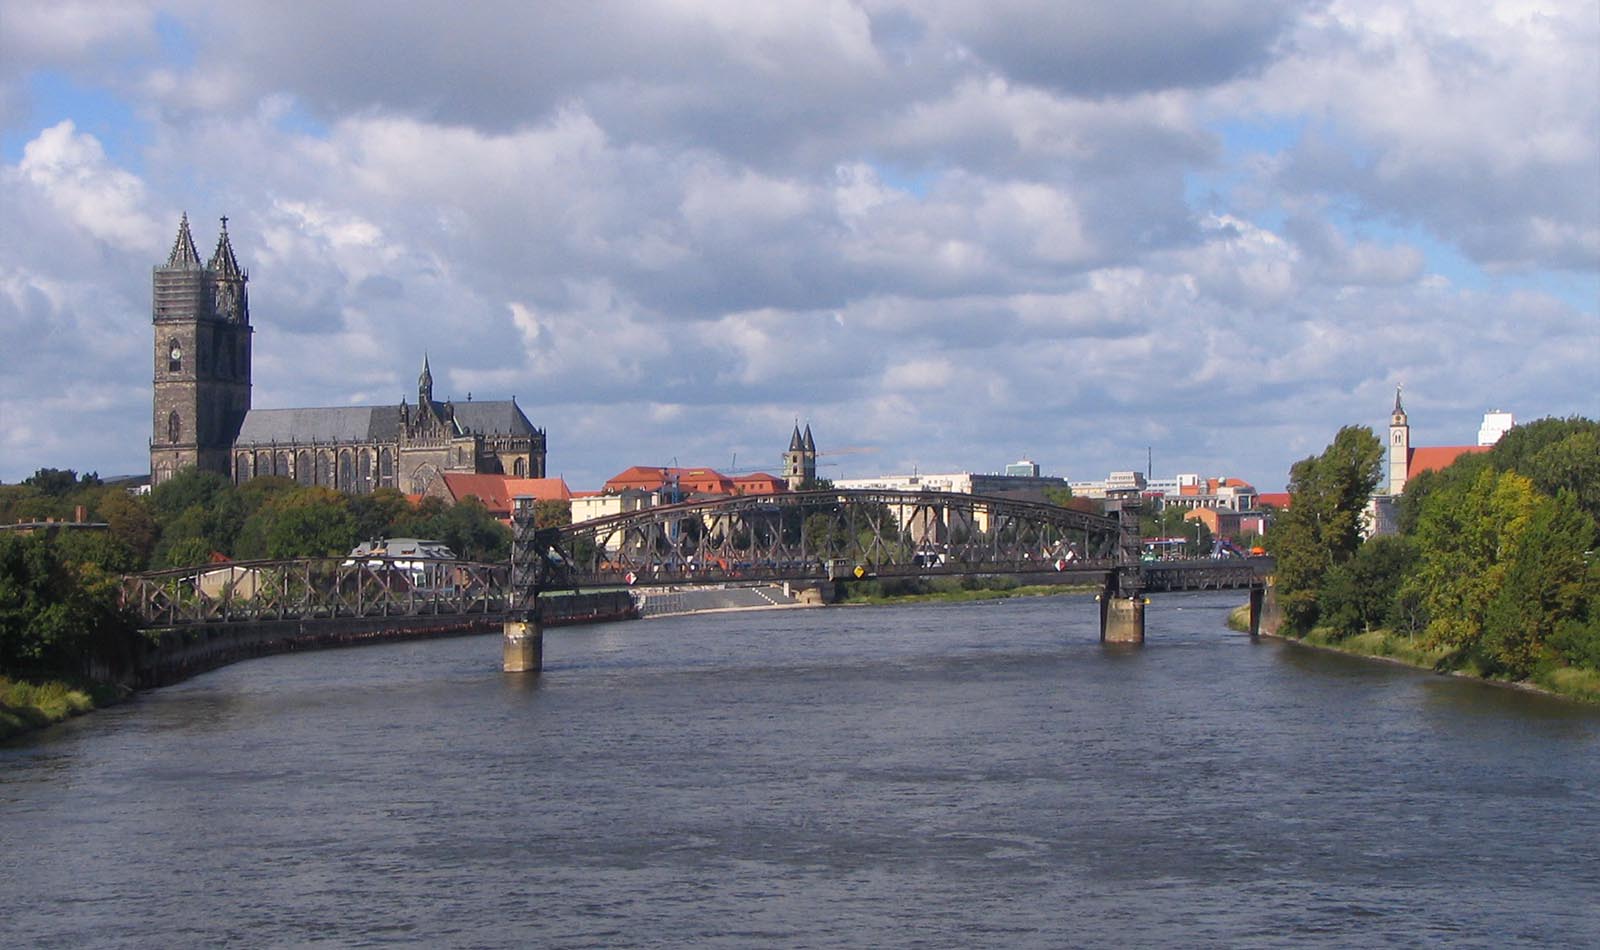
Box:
165;211;244;278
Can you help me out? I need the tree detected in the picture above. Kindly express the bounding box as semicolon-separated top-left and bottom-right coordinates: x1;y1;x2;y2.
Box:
248;487;359;559
1042;485;1074;508
23;468;96;497
1478;490;1597;677
1274;426;1385;631
1405;468;1542;659
0;533;134;678
94;489;159;569
1318;535;1416;639
429;497;511;561
349;487;415;542
534;499;572;529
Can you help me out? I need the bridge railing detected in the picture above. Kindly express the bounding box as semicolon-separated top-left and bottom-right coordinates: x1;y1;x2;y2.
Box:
123;557;510;628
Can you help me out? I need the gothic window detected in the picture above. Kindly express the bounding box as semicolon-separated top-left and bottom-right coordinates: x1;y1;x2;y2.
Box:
168;411;181;443
296;451;313;486
356;449;372;494
235;454;251;484
277;451;291;478
317;451;334;486
379;447;394;486
513;457;526;477
167;339;183;374
339;451;354;491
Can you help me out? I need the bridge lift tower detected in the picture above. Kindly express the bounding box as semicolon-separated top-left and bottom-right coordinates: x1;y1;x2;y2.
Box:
1100;489;1147;643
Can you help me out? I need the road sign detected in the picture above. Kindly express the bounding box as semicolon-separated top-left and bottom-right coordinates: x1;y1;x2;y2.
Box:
624;571;637;585
854;565;866;579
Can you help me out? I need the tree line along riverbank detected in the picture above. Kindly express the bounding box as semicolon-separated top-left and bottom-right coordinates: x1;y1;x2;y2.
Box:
1250;416;1599;704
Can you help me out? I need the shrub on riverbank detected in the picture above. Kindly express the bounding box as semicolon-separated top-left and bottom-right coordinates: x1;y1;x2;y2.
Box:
0;675;116;740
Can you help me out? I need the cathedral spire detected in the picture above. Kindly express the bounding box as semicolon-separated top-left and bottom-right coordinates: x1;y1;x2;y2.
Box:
789;424;804;452
802;424;815;453
165;212;201;268
208;215;243;279
419;355;434;404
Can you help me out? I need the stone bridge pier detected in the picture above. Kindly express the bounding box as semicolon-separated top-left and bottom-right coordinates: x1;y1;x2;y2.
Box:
502;611;543;672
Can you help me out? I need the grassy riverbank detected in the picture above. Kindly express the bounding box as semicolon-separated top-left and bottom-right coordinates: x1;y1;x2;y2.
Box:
0;676;125;741
838;577;1098;606
1227;604;1600;703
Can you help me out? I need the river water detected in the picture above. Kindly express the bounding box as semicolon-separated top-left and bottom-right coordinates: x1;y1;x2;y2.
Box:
3;592;1598;948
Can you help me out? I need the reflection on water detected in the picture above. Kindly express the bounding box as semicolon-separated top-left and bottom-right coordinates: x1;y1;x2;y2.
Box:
3;592;1597;948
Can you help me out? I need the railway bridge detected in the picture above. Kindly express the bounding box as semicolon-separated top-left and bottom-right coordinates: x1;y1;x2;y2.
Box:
121;490;1272;676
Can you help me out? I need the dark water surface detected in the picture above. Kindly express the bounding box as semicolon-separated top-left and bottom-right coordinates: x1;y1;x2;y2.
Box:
4;592;1598;947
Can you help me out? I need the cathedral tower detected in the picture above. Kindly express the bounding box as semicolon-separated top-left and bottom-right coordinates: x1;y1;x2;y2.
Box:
151;214;253;487
1388;386;1410;496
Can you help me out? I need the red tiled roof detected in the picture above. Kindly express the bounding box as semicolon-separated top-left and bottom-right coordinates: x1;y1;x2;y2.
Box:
504;477;572;502
1409;445;1489;478
733;472;786;495
603;465;740;496
1257;492;1291;509
441;474;574;516
440;474;516;514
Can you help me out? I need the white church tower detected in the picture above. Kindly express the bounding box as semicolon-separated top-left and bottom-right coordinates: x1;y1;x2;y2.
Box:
1388;386;1410;496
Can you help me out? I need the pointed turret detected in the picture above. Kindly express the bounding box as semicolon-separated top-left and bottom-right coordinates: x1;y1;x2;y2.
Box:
208;215;243;279
419;355;434;405
165;212;201;268
789;425;804;452
802;424;815;453
1391;385;1407;427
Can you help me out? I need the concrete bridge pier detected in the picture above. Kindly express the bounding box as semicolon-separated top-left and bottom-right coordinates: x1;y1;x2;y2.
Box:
1100;593;1146;644
502;613;543;673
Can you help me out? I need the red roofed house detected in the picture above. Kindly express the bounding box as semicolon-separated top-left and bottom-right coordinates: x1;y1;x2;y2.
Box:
437;472;573;525
733;472;786;495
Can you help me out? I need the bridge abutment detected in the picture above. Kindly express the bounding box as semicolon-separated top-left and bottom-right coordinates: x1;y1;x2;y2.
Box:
502;616;543;673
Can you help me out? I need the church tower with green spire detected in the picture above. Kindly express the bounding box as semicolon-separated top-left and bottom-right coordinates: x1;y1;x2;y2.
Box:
150;214;253;486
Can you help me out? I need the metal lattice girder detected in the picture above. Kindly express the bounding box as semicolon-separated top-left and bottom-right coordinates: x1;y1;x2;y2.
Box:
555;489;1120;586
123;556;510;628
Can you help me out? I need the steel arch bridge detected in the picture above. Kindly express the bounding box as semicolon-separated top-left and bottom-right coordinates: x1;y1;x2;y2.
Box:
553;489;1122;588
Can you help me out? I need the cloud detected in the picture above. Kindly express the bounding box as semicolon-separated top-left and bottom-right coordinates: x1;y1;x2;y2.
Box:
0;1;1594;493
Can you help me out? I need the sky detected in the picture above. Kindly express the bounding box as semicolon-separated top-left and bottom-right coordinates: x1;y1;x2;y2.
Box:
1;0;1596;492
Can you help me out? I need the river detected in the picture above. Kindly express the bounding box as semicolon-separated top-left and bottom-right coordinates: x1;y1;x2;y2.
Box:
3;591;1598;947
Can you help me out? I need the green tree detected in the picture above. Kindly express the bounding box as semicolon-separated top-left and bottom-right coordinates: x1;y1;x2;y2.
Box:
1405;468;1541;659
429;497;511;561
1478;490;1597;677
349;487;416;542
1318;535;1416;638
534;498;572;529
0;533;134;678
149;469;246;565
1275;426;1385;631
249;487;359;559
94;489;159;569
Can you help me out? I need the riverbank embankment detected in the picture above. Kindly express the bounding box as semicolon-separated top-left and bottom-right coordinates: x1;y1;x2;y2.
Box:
1228;603;1600;703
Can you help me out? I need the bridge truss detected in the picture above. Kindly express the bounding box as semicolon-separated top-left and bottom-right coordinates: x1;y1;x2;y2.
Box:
124;556;508;627
558;489;1121;587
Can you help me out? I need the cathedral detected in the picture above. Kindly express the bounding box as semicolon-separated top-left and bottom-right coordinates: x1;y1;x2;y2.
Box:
150;215;546;494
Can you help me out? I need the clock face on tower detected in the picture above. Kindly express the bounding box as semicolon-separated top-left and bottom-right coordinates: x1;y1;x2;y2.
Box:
170;343;182;361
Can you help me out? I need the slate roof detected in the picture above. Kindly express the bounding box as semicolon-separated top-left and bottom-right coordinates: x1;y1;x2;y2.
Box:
234;399;537;446
235;406;402;444
449;400;539;436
